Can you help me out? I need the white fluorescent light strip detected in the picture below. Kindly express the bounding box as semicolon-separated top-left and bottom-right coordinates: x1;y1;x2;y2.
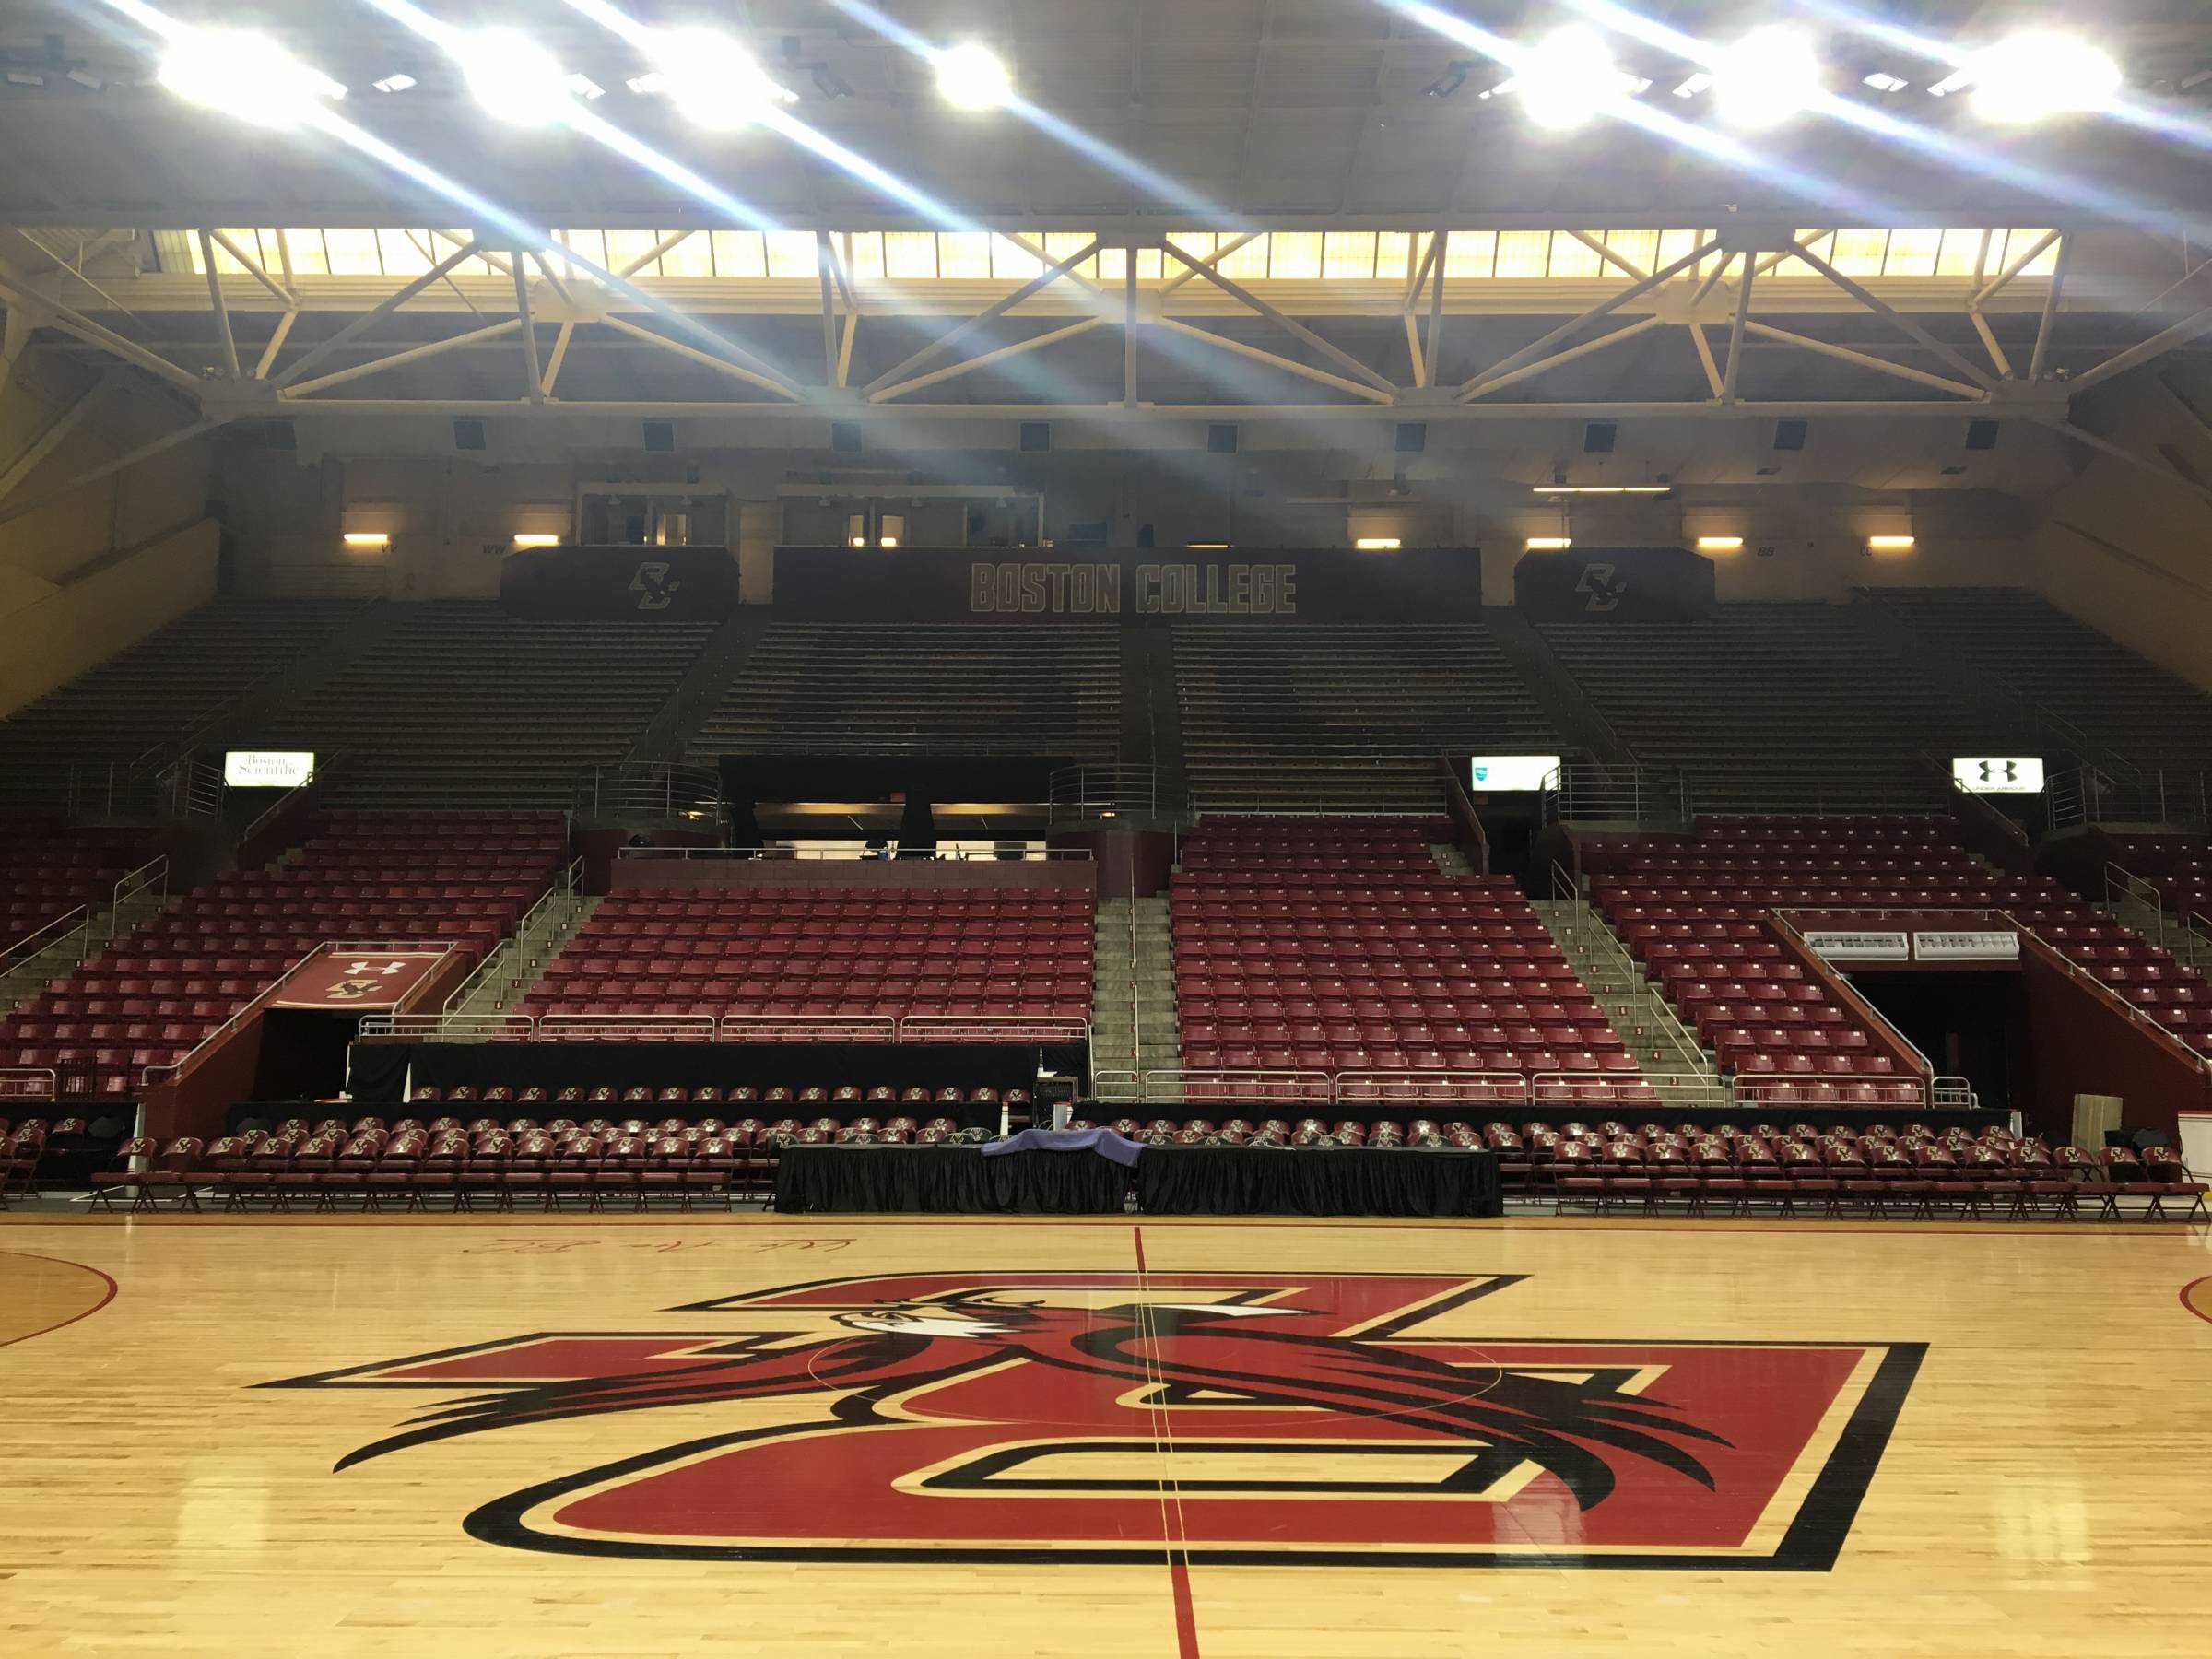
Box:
1673;72;1712;99
1532;485;1672;495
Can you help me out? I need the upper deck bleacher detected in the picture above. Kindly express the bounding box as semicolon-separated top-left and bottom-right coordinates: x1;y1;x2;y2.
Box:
686;622;1120;761
0;600;361;808
246;604;713;808
1872;588;2212;773
1538;604;2031;813
1171;622;1555;810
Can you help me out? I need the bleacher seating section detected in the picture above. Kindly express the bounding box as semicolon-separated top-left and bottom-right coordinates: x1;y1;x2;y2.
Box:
1875;588;2212;771
688;623;1120;760
2;828;152;952
1171;817;1638;1101
247;604;713;807
1587;815;2212;1086
1171;623;1555;809
0;600;360;808
520;884;1094;1031
36;1109;2199;1221
1539;604;2030;812
0;812;563;1098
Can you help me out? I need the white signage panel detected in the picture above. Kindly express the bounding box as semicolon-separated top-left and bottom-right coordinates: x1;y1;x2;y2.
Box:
1951;756;2044;794
1803;929;1911;961
1913;931;2020;961
224;750;315;788
1468;755;1562;792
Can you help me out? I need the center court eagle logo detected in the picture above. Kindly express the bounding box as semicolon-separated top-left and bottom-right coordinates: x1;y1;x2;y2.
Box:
265;1271;1921;1570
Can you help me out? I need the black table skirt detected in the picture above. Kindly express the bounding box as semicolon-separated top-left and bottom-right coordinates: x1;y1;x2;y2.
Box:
774;1145;1127;1214
1137;1147;1501;1218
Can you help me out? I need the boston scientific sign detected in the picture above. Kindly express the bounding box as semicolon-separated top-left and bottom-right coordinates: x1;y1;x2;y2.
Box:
774;546;1484;624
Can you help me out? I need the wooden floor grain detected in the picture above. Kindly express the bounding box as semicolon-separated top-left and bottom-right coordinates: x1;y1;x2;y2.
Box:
2;1214;2207;1656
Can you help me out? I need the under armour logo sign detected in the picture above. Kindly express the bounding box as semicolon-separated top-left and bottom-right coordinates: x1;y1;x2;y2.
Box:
629;562;682;611
1975;759;2020;785
1575;562;1628;613
343;960;406;976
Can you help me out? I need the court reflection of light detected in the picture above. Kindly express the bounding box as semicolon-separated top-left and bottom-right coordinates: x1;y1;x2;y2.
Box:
1994;1479;2092;1589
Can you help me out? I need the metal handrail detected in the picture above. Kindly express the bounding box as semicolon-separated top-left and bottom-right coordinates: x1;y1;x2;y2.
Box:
1334;1070;1534;1105
358;1013;533;1041
441;881;569;1016
1767;909;1939;1084
108;855;169;938
2002;907;2212;1071
239;751;343;849
0;905;91;977
1142;1066;1335;1104
1551;866;1712;1077
576;760;724;822
2104;861;2167;947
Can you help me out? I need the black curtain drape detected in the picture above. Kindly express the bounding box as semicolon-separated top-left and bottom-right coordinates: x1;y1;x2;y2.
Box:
1137;1147;1500;1217
774;1145;1127;1213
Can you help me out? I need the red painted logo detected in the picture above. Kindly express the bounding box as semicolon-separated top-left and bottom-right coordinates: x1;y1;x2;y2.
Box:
267;1272;1920;1570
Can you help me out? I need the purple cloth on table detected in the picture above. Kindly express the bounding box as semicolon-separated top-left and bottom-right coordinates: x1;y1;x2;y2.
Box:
982;1127;1144;1168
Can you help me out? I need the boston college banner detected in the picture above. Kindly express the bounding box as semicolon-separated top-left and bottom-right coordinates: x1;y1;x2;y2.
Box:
272;950;451;1011
772;547;1485;624
500;546;741;620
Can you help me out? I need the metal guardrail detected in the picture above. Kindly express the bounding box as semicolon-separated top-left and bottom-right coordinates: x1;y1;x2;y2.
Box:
108;856;169;938
2053;764;2211;830
1548;861;1713;1078
1047;765;1190;821
615;844;1094;863
576;761;724;823
1094;1066;1952;1112
1541;764;1689;826
358;1011;1089;1046
0;1067;60;1102
2003;907;2212;1071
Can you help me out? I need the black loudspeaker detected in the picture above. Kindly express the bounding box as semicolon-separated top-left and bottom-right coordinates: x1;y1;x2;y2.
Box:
1394;421;1428;453
1965;418;1999;451
453;418;488;451
1206;422;1239;453
1583;421;1617;453
641;419;676;453
1019;420;1051;452
830;420;863;453
1772;418;1807;452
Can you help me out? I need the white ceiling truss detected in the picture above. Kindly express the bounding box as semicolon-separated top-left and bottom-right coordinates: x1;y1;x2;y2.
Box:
6;216;2212;521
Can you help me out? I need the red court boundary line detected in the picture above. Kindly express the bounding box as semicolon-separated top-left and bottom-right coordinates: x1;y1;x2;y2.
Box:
2181;1276;2212;1326
0;1249;118;1348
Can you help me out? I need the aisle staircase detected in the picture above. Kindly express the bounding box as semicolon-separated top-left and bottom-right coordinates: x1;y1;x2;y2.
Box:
446;891;599;1025
1532;894;1724;1093
1091;895;1181;1102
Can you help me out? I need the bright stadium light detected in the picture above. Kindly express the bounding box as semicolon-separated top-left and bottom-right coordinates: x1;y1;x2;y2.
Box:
1711;27;1821;130
934;41;1011;110
1969;31;2122;124
455;28;572;125
651;27;796;130
1513;26;1624;132
157;28;347;126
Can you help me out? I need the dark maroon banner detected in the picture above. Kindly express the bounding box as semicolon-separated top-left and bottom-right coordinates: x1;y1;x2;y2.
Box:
772;547;1484;624
271;950;450;1011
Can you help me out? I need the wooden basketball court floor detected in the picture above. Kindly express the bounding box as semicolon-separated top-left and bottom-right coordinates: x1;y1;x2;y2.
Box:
5;1213;2209;1657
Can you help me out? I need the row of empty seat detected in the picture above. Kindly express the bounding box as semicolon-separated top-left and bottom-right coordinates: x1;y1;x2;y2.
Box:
520;885;1095;1025
1172;622;1556;809
247;603;714;806
689;622;1120;761
1540;605;2030;813
1171;817;1633;1079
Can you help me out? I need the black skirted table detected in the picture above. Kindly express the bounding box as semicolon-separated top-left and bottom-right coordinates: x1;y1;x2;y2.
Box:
773;1145;1126;1214
1139;1146;1500;1218
774;1144;1501;1218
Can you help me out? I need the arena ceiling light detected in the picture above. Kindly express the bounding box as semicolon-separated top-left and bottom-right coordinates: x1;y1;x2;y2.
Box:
934;42;1011;111
155;27;347;126
644;27;797;130
1967;31;2123;124
1512;25;1630;132
1711;27;1822;129
453;28;573;125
